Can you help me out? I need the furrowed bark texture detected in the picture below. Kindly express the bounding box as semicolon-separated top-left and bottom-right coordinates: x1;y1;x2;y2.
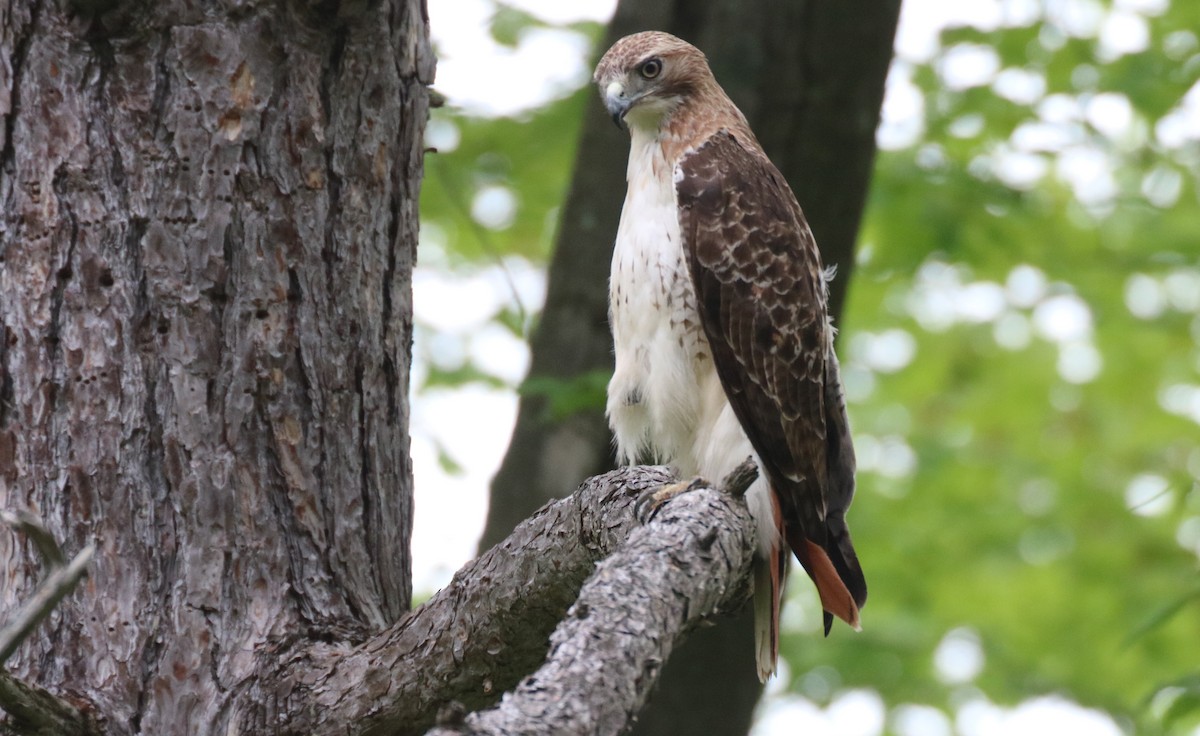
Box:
0;0;431;732
238;466;681;736
430;475;757;736
483;1;900;734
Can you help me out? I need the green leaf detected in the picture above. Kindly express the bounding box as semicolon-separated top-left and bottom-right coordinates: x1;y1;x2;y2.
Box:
519;369;610;421
489;5;544;48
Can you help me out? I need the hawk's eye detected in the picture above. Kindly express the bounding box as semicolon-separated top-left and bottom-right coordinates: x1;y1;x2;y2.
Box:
639;58;663;79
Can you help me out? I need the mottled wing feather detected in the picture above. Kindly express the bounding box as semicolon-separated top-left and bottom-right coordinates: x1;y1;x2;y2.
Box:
676;131;831;540
677;131;867;610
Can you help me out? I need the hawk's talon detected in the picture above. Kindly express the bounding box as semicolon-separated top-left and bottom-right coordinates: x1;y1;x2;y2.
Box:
636;477;704;523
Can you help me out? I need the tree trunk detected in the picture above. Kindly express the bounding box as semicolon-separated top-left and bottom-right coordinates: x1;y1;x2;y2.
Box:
483;1;899;733
0;0;431;732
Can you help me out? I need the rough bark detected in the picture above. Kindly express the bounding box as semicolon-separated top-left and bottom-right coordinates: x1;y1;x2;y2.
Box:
0;0;431;732
430;468;758;736
482;1;900;734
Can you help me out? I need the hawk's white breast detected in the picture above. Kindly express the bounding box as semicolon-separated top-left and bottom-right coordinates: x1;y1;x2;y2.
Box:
606;128;776;555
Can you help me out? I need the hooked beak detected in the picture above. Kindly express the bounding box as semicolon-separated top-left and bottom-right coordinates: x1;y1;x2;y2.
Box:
604;81;633;129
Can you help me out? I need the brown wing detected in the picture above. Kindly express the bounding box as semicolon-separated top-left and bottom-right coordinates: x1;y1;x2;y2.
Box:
676;130;866;611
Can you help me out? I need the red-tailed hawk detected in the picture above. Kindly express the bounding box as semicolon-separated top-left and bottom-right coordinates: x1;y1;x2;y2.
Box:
595;31;867;680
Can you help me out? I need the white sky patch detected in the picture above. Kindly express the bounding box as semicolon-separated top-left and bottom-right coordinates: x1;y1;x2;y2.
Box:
426;115;463;153
894;0;1036;63
430;0;597;115
1045;0;1106;38
1075;63;1105;90
1163;29;1199;61
1038;93;1083;125
413;259;547;335
1012;120;1080;153
1159;384;1200;426
993;67;1046;105
957;282;1008;322
907;260;968;331
957;695;1124;736
1057;340;1102;383
502;0;616;25
410;386;517;591
415;270;502;332
1164;269;1200;312
934;627;985;684
907;260;1047;331
1116;0;1168;13
1039;22;1068;51
938;43;1002;90
416;267;503;332
468;323;531;384
993;149;1048;189
753;690;886;736
1141;166;1184;208
856;434;918;479
993;311;1033;349
1084;92;1134;139
917;143;950;170
471;184;518;230
410;258;546;593
1124;473;1174;517
1124;273;1167;319
893;704;954;736
1032;293;1093;342
1154;80;1200;149
842;363;878;403
949;113;986;138
1006;264;1048;307
879;62;926;150
1098;10;1150;60
851;329;918;373
1177;517;1200;559
1056;145;1118;206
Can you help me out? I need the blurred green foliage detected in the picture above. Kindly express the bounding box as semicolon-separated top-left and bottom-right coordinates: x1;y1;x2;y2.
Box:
422;1;1200;732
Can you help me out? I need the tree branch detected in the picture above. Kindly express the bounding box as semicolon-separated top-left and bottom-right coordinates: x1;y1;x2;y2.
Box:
427;464;758;736
0;544;95;665
0;512;95;735
239;464;760;736
0;670;93;736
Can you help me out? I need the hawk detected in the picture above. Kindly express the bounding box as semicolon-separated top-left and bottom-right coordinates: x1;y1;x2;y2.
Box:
595;31;867;680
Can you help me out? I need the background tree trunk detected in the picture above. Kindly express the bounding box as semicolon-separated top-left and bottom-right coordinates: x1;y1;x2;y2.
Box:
0;0;431;732
482;1;899;733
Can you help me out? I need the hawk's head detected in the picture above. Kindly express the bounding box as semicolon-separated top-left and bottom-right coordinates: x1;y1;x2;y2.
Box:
593;31;714;131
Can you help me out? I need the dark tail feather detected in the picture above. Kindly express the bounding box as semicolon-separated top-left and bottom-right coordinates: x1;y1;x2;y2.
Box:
826;515;867;609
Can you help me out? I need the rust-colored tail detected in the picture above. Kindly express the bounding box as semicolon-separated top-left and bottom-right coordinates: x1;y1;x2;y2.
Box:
753;489;866;680
794;537;861;634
